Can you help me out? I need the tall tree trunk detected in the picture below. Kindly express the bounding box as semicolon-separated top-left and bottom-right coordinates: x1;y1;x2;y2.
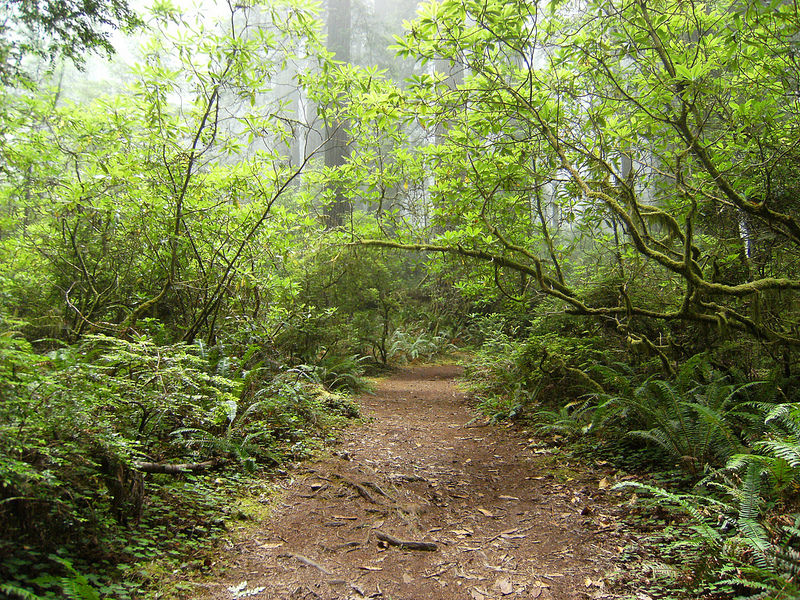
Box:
324;0;352;228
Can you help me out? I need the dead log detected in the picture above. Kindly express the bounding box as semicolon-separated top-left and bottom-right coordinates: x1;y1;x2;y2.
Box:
132;458;225;474
375;530;438;551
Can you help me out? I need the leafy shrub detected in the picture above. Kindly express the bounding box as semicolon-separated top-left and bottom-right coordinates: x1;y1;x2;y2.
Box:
464;312;610;421
533;354;769;476
0;311;362;599
288;353;371;392
594;377;752;476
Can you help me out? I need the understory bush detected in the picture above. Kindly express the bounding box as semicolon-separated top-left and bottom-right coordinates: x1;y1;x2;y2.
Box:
464;311;616;421
588;364;797;598
617;404;800;600
0;314;360;600
466;310;799;598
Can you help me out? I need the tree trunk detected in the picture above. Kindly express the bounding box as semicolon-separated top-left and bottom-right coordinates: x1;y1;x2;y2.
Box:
324;0;352;228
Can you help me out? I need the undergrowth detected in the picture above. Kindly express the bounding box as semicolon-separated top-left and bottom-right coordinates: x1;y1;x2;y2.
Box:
0;314;361;599
464;312;800;599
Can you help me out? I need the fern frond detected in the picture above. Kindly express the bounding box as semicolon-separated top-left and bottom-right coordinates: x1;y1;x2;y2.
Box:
754;440;800;468
687;402;739;457
60;577;102;600
613;481;723;547
763;402;800;425
738;518;772;570
0;584;45;600
738;462;763;522
628;428;679;457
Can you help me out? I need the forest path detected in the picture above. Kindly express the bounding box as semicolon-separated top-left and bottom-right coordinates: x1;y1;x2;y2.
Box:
193;365;631;600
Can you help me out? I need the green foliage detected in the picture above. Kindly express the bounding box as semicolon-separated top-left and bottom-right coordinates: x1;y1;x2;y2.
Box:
387;326;457;364
355;0;800;382
269;240;449;367
0;583;44;600
0;0;140;85
464;311;612;422
1;0;327;344
3;0;800;599
0;308;360;598
594;374;751;476
613;396;800;599
725;402;800;507
35;556;103;600
290;353;371;393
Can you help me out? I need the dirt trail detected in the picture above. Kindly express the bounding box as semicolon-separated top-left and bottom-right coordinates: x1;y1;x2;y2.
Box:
194;365;631;600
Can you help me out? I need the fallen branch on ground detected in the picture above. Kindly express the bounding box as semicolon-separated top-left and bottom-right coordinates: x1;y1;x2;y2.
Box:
375;530;438;551
132;458;225;474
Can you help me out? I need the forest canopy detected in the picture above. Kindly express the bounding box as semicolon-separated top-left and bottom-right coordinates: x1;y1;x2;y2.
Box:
1;0;799;598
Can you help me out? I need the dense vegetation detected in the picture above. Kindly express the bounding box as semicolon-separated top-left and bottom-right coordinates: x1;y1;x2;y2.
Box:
1;0;799;598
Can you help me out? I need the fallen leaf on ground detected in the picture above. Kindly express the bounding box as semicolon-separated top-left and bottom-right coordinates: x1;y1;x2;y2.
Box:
498;495;519;501
457;569;484;580
477;507;494;517
494;577;513;595
359;565;382;571
499;528;518;536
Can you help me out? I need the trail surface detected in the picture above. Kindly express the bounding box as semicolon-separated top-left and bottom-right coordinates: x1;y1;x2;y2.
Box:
195;365;632;600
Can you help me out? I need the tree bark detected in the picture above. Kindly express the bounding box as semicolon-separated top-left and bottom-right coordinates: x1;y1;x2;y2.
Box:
324;0;352;228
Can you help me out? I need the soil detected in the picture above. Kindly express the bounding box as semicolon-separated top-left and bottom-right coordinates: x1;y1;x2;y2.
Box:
191;364;638;600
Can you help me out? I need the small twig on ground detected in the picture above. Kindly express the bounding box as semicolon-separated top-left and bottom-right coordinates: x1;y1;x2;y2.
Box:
333;473;380;504
280;553;332;575
328;541;361;552
423;562;454;578
362;480;391;499
388;473;428;483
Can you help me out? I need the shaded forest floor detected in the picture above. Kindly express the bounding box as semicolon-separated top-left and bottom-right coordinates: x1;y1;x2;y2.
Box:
188;364;646;600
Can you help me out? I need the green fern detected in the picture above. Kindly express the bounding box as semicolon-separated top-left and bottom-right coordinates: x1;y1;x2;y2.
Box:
630;396;800;600
41;557;103;600
722;517;800;600
387;327;457;365
595;371;755;475
533;398;594;437
0;584;45;600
